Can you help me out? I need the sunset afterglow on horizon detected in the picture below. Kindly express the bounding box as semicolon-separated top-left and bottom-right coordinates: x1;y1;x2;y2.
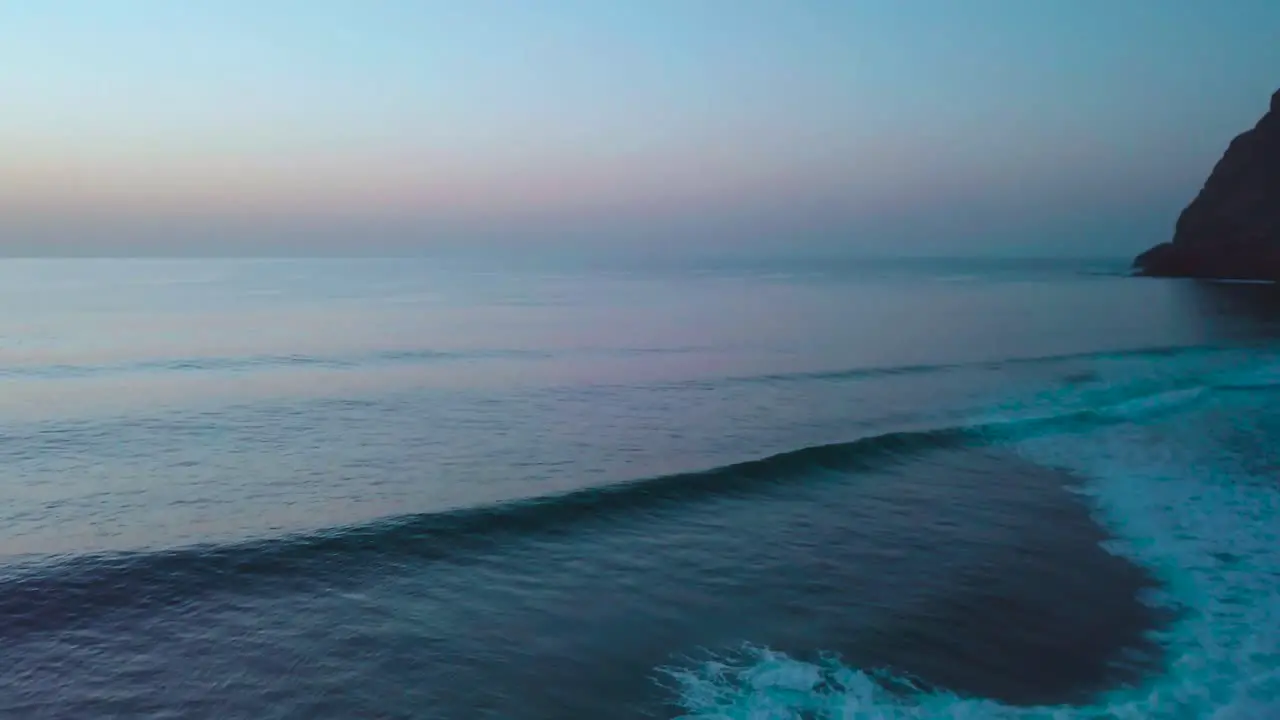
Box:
3;0;1279;255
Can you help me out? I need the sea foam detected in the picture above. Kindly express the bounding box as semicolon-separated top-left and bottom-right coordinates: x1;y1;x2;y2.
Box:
663;375;1280;719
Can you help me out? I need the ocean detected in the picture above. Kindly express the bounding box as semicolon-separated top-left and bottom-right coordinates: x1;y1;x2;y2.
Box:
0;256;1278;719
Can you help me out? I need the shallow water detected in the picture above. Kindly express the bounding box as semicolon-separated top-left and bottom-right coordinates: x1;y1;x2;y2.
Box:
0;256;1277;719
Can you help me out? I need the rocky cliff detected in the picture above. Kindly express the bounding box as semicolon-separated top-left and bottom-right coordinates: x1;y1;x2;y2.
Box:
1134;89;1280;280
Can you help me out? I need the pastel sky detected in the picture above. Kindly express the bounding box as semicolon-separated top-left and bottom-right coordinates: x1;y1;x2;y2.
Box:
2;0;1278;256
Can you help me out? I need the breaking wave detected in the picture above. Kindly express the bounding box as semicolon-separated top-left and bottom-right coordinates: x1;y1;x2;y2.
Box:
4;356;1269;647
660;363;1280;719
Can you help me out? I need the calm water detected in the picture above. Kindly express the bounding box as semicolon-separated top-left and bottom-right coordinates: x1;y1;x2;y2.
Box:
1;256;1279;719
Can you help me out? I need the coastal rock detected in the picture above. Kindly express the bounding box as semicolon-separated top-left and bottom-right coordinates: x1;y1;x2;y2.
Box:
1134;88;1280;280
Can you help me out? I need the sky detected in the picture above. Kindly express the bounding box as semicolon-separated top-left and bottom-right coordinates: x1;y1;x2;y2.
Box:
2;0;1278;257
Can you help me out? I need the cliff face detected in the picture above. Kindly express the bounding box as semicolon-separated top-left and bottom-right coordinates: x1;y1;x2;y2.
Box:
1134;89;1280;280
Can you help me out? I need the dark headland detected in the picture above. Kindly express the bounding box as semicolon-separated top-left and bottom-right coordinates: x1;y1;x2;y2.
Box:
1134;88;1280;281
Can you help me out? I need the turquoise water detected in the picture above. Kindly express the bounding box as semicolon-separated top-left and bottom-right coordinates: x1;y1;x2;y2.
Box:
0;257;1277;719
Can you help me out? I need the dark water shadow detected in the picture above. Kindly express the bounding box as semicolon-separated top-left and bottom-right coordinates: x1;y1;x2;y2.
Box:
1182;281;1280;341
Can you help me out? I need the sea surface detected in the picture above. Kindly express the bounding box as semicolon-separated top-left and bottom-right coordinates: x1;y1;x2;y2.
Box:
1;256;1278;719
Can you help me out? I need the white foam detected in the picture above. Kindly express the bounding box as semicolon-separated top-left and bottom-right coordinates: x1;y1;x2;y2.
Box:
662;388;1280;719
1016;418;1280;719
662;647;1015;719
